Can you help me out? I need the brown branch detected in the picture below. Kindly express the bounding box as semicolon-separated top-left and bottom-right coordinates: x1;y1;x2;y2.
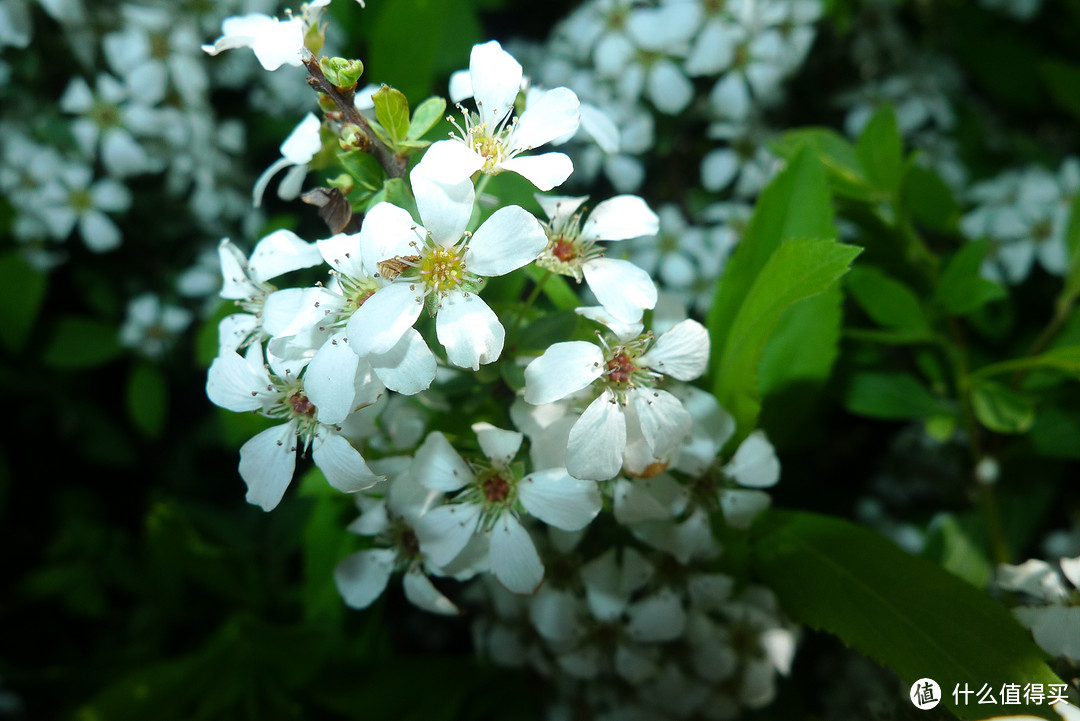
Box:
302;55;407;180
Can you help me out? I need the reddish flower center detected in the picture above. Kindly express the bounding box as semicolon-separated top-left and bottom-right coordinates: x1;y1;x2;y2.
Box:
552;238;578;262
482;475;511;503
289;392;316;417
606;353;638;384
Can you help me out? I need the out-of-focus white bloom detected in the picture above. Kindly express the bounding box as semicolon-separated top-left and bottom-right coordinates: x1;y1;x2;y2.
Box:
418;41;580;191
38;163;131;252
59;74;160;177
253;112;323;206
997;555;1080;662
980;0;1043;20
0;0;32;48
103;5;207;106
119;293;193;358
524;319;709;481
534;193;658;322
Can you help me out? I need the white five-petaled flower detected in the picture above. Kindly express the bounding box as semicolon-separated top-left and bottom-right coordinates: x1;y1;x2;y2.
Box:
524;319;710;481
216;230;324;353
346;167;548;370
412;424;602;594
416;40;580;191
334;459;461;616
206;343;383;511
535;193;659;323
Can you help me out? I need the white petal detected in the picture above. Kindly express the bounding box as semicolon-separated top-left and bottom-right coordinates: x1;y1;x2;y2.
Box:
581;548;627;621
580;103;620;154
276;163;308;201
508;87;580;153
367;328;436;395
413;139;484;186
435;291;504;370
720;489;772;529
490;514;544;594
248;229;323;283
346;282;425;356
469;40;522;128
630;388;692;457
626;589;687;642
316;231;366;279
412;431;473;492
583;258;657;323
523;341;604;405
724;430;780;488
500;153;574;191
304;334;365;425
414;502;482;567
581;195;659;242
686;21;740;76
280;112;322;163
613;478;675;525
466;206;548;276
530;588;584;644
448;69;472;103
217;240;260;300
566;391;627;481
334;548;396;609
402;565;460;615
647;60;693;115
101;128;149;176
312;430;383;493
472;423;524;466
710;73;751;121
518;468;602;531
206;350;272;412
535;194;588;224
358;202;422;276
79;211;122;252
412;169;474;246
239;421;298;511
639;319;709;380
701;148;739;192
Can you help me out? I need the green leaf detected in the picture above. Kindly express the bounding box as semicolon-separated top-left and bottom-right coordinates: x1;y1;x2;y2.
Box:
843;371;949;420
0;250;47;353
934;241;1007;316
42;316;123;369
408;96;447;140
126;362;168;438
855;105;903;195
753;510;1063;721
369;0;481;101
846;266;933;338
338;149;386;196
771;127;871;201
713;238;861;436
922;514;993;588
298;469;351;626
970;380;1036;434
708;146;835;381
902;164;961;232
526;266;579;311
372;85;410;144
970;345;1080;380
1040;60;1080;121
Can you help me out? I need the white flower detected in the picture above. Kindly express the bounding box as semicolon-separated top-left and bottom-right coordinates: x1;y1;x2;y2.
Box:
206;344;383;511
38;163;130;252
346;168;547;370
334;462;460;615
119;293;192;358
216;230;324;352
534;193;659;323
202;13;305;71
253;112;323;207
103;5;207;106
417;40;580;191
998;555;1080;662
59;74;158;177
523;319;710;481
412;425;602;594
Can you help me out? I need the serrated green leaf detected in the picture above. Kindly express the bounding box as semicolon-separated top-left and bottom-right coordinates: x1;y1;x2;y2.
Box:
971;380;1036;434
753;510;1063;721
713;238;861;436
42;316;123;369
856;105;903;195
935;241;1007;316
844;371;949;420
126;362;168;438
373;85;410;144
408;96;447;140
708;147;835;382
0;250;47;353
846;266;933;338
